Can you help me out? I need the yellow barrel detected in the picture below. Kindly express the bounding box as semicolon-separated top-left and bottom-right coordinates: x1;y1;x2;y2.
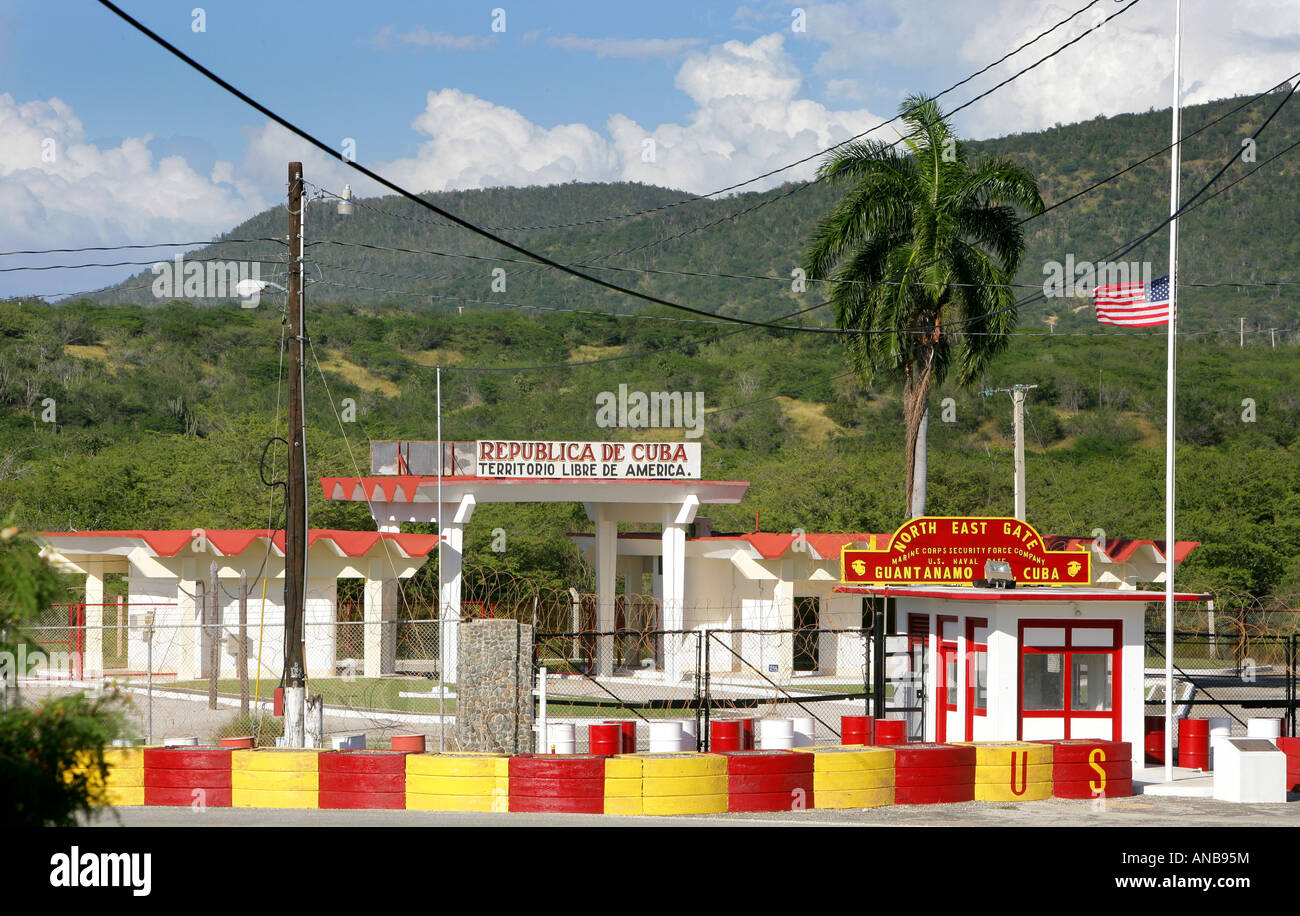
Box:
230;748;320;809
405;753;509;812
793;745;895;808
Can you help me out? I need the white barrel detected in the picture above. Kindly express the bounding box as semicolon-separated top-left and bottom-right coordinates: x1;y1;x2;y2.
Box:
546;722;576;755
163;736;198;747
678;718;699;752
649;720;685;753
758;717;795;750
791;716;816;747
1207;717;1231;769
1247;717;1282;739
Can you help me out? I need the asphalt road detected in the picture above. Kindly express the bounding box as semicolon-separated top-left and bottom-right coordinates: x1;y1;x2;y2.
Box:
79;791;1300;828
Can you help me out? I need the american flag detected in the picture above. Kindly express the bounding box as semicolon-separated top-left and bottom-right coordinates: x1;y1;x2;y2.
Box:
1093;275;1173;327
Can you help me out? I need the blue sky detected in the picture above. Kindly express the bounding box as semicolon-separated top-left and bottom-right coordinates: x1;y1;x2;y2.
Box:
3;0;1299;297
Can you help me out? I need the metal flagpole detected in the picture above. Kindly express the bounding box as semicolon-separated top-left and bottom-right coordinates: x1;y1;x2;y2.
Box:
437;366;445;752
1164;0;1183;786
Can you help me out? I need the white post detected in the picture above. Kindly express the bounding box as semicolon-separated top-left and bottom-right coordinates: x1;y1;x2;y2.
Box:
1012;388;1027;521
363;567;397;677
595;507;617;677
661;510;688;682
83;565;104;679
537;665;548;754
1164;0;1183;786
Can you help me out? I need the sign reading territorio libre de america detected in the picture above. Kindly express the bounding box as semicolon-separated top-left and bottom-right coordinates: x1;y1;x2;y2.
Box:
841;516;1091;586
476;440;701;480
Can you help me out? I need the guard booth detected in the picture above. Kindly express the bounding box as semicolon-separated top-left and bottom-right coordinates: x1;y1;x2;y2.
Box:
839;517;1204;764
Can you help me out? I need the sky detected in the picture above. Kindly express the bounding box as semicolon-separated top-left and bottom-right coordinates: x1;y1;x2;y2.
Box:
2;0;1300;297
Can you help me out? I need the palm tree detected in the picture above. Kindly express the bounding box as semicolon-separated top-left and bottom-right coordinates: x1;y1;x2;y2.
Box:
802;94;1043;516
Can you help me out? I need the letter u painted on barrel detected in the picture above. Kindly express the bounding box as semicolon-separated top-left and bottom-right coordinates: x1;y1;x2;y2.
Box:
1088;747;1107;794
1010;751;1026;796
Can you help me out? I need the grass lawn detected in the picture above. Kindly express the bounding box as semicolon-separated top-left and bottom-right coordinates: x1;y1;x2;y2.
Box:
169;677;458;715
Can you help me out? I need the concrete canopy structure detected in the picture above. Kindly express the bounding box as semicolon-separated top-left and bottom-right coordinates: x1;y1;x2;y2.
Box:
39;529;435;680
322;472;749;681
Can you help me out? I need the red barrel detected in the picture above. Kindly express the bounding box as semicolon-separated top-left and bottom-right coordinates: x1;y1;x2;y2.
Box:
143;746;233;807
605;720;637;754
874;719;907;745
1144;715;1165;764
220;736;254;749
719;750;814;812
841;715;873;746
319;750;407;810
1277;737;1300;792
711;720;743;752
1039;739;1134;799
589;723;623;756
508;755;606;814
1178;718;1209;770
740;719;756;750
390;734;426;754
893;743;975;805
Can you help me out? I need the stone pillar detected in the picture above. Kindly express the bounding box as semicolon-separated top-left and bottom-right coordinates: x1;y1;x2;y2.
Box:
456;619;534;754
594;508;617;676
363;570;397;678
82;565;104;679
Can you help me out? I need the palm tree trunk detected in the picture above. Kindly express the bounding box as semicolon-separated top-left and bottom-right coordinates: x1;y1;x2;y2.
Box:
911;404;928;517
902;376;932;516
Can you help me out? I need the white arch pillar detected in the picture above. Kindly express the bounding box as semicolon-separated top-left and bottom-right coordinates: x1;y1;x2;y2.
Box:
439;494;476;684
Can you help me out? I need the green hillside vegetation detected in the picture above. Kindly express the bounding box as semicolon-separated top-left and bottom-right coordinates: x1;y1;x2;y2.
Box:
0;296;1296;604
3;91;1299;607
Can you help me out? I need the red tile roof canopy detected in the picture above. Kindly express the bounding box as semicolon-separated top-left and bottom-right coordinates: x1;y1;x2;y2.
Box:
40;529;438;559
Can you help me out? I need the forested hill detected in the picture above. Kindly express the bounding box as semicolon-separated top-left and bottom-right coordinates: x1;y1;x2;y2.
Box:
89;88;1300;335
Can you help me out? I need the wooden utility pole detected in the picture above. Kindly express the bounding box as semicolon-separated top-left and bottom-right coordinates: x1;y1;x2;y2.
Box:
284;161;307;746
1239;317;1245;348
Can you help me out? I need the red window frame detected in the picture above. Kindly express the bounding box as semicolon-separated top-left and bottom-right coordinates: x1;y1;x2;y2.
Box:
936;615;958;742
965;617;988;739
1017;620;1122;741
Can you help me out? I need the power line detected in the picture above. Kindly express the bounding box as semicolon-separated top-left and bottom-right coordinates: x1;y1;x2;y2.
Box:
0;255;287;273
0;238;284;258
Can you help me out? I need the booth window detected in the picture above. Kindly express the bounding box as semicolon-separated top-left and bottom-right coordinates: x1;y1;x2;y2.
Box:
1022;652;1065;710
1018;620;1122;740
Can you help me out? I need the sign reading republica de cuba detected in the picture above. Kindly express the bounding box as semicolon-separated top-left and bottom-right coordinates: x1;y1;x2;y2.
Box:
476;440;701;480
841;516;1090;586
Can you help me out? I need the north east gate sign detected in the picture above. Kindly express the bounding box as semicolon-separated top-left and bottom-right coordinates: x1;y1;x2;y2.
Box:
841;517;1091;587
475;440;701;480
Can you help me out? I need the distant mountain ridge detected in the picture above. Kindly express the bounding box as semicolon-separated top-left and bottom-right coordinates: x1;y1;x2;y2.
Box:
90;89;1300;333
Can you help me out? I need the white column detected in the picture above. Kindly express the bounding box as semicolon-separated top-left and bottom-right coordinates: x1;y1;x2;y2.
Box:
662;496;698;683
176;563;200;680
304;577;337;678
82;565;104;679
363;569;397;678
660;510;687;682
439;494;475;684
595;506;617;677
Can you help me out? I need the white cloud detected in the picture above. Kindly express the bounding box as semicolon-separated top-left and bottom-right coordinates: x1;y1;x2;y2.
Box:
942;0;1300;137
0;92;266;296
365;26;496;52
546;35;706;60
362;33;888;197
